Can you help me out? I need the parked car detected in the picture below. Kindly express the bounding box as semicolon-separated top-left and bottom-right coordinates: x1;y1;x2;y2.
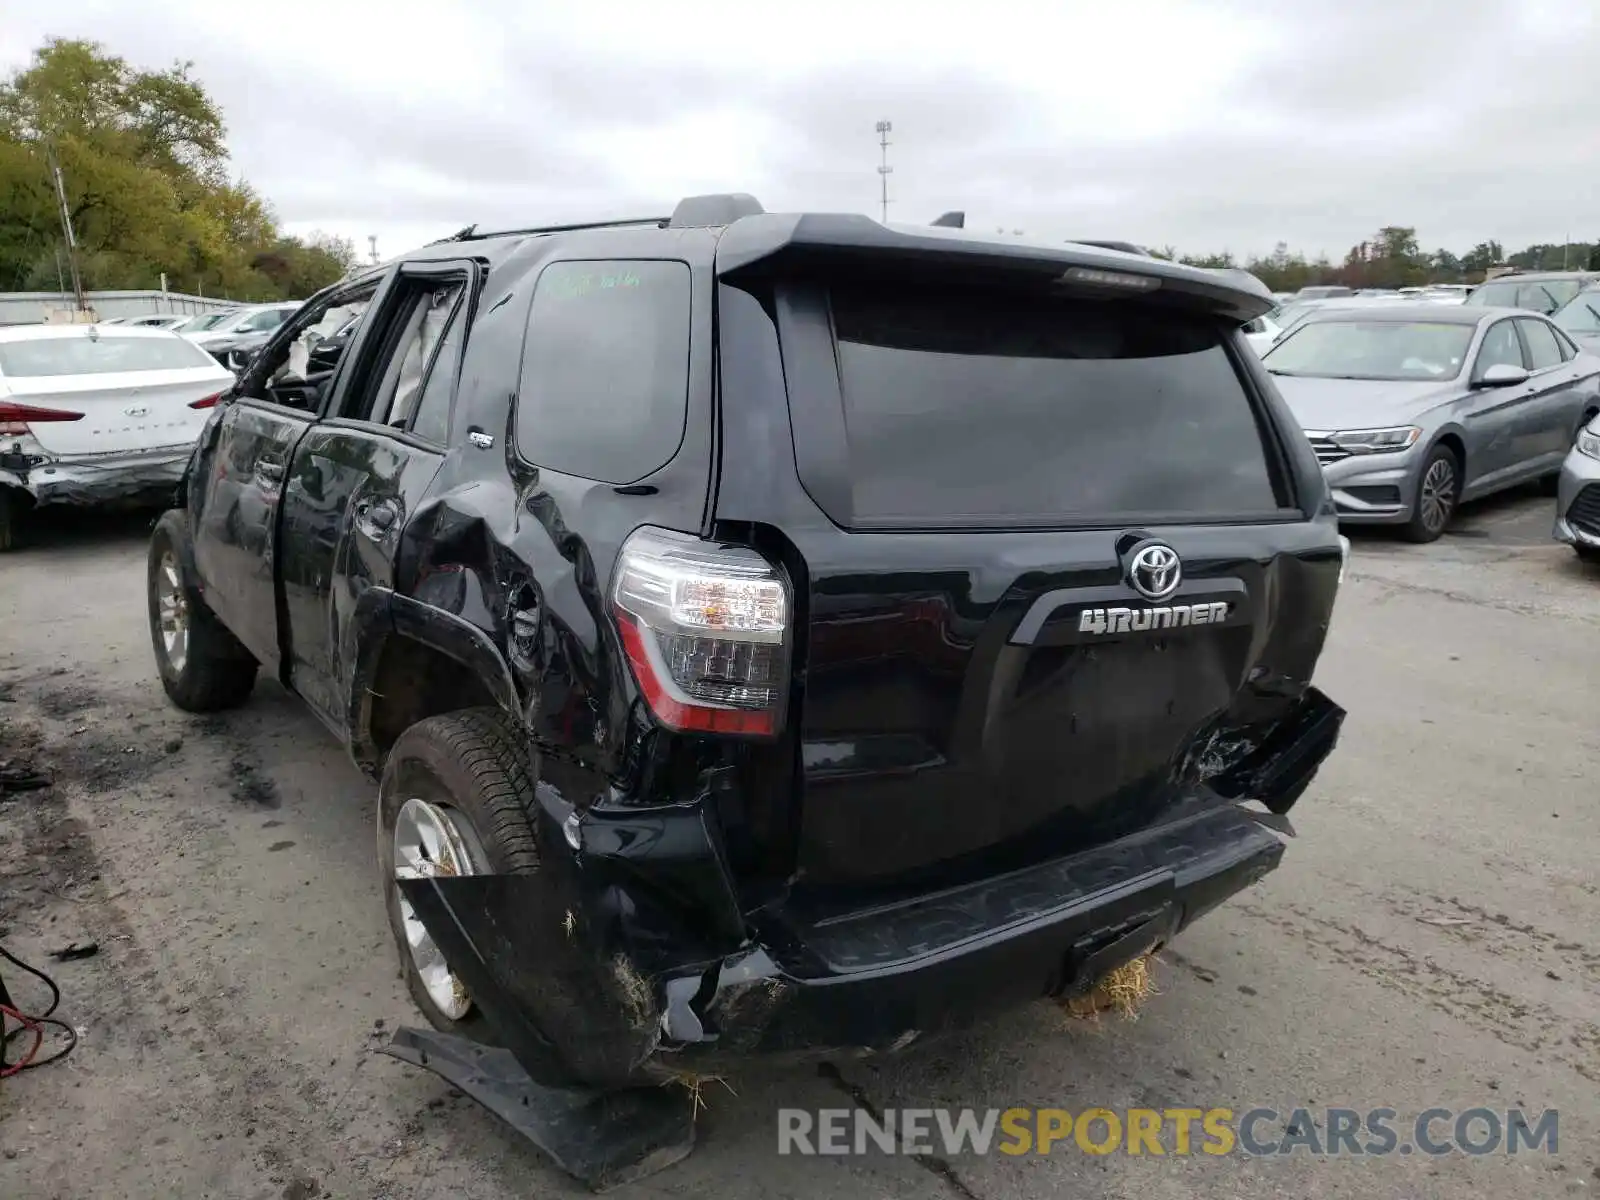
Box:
1243;310;1283;353
122;314;191;331
1553;413;1600;564
1261;305;1600;541
172;309;238;336
1270;295;1414;346
96;314;191;330
1295;285;1355;300
141;194;1348;1124
1550;286;1600;351
0;324;234;549
1463;271;1600;315
180;303;300;354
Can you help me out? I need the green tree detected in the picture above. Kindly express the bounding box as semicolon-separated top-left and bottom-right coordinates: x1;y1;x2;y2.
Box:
1461;241;1504;276
1;38;347;301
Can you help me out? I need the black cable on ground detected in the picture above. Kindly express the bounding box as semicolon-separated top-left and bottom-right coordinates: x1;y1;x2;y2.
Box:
0;940;78;1076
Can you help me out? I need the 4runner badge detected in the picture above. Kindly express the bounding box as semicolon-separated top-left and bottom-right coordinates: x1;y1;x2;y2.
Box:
1078;600;1230;636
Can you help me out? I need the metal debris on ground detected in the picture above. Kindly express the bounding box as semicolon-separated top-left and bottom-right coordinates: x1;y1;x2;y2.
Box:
48;941;99;962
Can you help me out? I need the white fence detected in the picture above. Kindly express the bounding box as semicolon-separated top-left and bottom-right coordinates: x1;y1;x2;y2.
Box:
0;289;238;327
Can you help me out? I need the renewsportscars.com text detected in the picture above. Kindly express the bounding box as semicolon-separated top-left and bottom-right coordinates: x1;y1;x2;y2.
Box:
777;1106;1558;1158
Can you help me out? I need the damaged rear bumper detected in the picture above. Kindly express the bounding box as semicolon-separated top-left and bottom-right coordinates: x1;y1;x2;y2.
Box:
401;687;1344;1087
0;446;190;509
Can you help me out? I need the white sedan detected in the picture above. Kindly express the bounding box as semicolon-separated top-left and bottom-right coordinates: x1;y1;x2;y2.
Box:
0;324;235;550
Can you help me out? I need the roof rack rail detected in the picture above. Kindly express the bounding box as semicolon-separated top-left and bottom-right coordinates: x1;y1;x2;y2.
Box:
930;211;965;228
669;193;764;228
428;215;671;245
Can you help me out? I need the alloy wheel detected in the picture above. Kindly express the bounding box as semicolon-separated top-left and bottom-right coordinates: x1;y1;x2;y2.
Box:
155;552;189;673
1418;457;1457;535
392;796;488;1019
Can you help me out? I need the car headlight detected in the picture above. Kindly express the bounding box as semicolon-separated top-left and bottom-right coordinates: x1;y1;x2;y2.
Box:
1577;426;1600;462
1326;426;1422;455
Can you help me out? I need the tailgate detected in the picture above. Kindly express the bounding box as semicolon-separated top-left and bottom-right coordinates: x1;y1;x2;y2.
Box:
710;250;1339;891
791;525;1338;885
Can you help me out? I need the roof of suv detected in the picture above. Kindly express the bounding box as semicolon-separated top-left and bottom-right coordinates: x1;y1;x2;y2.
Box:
353;193;1276;322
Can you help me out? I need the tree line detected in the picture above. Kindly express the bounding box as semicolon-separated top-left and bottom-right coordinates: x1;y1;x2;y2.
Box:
1;39;354;303
1158;226;1600;294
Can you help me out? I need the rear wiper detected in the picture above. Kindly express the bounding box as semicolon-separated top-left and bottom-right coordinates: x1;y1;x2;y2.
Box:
1265;368;1296;376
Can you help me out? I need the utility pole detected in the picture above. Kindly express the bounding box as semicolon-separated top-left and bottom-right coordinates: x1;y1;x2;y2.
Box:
874;120;893;224
368;235;379;265
44;141;88;315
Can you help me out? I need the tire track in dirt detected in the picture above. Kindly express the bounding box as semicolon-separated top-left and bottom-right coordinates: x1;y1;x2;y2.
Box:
1233;898;1600;1084
0;668;369;1197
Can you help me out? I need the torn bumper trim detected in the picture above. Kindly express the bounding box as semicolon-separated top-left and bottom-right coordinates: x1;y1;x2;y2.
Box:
2;446;191;508
403;803;1283;1082
403;688;1343;1086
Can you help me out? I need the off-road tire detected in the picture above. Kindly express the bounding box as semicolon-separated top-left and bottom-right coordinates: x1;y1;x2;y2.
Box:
1401;444;1461;544
0;487;24;552
377;708;542;1043
147;510;258;711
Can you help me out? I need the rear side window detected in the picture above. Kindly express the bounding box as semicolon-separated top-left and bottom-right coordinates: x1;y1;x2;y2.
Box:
516;260;690;483
1517;318;1564;370
826;284;1283;526
0;335;216;377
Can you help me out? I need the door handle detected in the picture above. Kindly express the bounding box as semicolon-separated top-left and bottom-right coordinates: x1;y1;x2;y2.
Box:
355;498;399;534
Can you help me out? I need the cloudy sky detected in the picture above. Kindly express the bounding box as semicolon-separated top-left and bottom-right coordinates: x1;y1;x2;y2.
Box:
4;0;1596;263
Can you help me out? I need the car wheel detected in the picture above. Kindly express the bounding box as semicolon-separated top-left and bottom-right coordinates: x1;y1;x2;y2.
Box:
1402;445;1461;543
377;708;543;1041
147;510;259;711
1576;545;1600;567
0;487;25;552
375;708;662;1088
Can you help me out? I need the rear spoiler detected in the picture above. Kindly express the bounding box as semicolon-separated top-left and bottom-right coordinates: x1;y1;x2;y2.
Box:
714;214;1275;323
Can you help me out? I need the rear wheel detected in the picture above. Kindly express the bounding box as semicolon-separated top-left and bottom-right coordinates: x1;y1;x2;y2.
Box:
377;709;542;1040
147;510;259;711
1402;446;1460;543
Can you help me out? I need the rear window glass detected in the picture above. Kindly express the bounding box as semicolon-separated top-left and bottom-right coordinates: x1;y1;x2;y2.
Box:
0;334;217;378
516;260;690;483
1466;280;1583;312
828;285;1283;525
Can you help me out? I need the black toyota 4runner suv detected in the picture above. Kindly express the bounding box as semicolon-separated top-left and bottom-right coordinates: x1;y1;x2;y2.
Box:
146;194;1346;1090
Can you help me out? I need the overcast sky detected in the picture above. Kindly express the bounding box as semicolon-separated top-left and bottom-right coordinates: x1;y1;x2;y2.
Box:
4;0;1597;264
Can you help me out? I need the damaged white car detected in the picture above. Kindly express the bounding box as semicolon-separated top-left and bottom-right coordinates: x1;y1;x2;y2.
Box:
0;324;234;550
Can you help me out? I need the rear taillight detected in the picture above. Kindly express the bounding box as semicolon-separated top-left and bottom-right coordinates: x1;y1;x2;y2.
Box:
611;527;790;736
0;401;85;436
189;391;225;410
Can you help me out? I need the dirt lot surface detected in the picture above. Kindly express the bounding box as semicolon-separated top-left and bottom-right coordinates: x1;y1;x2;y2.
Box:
1;491;1596;1199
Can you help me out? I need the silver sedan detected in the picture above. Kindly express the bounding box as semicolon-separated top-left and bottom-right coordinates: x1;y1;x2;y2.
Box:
1260;304;1600;542
1553;413;1600;565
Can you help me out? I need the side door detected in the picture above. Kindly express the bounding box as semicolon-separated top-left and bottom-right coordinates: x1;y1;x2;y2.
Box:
188;299;347;671
1515;318;1588;470
1461;316;1531;492
277;260;478;732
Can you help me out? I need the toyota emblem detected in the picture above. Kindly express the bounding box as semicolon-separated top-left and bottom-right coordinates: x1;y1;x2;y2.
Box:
1126;540;1182;601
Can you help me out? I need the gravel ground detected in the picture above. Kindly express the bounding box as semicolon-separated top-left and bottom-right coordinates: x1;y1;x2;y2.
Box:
0;490;1596;1199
